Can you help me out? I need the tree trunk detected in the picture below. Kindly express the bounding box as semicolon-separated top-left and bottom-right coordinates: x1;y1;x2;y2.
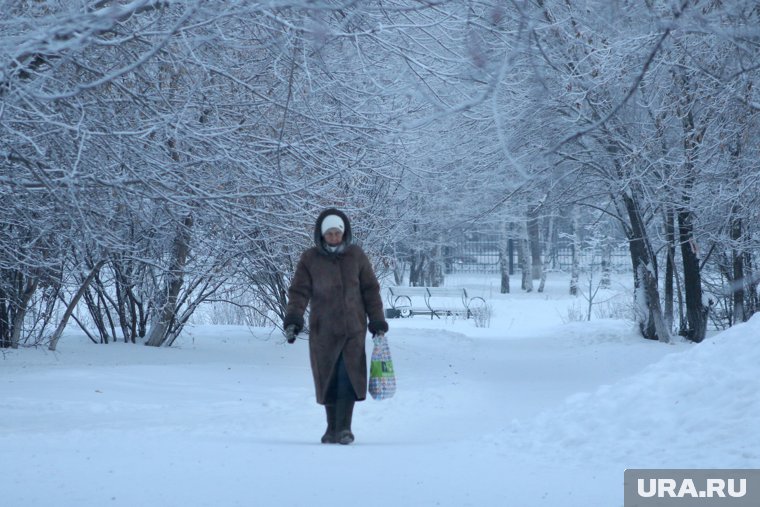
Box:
499;220;510;294
730;211;745;324
393;259;405;286
113;263;134;344
746;250;758;319
622;192;670;342
663;207;676;331
600;241;611;290
0;285;9;348
570;207;580;296
678;207;707;342
427;241;444;287
82;284;109;343
10;278;38;349
408;250;426;287
145;214;193;347
676;82;707;342
538;213;553;293
520;220;533;292
528;206;543;280
48;261;105;351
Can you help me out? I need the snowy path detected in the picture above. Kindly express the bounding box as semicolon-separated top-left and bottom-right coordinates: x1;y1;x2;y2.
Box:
0;318;713;507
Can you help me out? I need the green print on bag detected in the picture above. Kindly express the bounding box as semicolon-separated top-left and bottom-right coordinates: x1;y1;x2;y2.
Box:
370;360;394;378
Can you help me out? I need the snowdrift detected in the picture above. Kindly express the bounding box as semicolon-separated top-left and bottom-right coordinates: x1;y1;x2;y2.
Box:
514;314;760;468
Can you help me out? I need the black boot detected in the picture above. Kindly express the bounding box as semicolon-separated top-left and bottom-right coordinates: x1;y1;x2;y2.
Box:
321;404;337;444
336;397;355;445
329;353;356;445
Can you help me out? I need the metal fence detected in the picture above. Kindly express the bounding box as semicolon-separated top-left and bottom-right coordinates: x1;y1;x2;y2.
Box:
446;238;630;275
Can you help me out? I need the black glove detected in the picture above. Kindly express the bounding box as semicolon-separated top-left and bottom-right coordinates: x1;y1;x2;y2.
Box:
368;320;389;337
284;324;298;344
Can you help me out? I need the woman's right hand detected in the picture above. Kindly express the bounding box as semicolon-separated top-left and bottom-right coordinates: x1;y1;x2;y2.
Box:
284;324;298;344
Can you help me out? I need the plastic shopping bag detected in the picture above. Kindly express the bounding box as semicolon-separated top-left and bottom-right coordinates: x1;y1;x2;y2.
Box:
368;334;396;400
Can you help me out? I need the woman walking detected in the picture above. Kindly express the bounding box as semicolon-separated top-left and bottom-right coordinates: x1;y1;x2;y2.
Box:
283;208;388;444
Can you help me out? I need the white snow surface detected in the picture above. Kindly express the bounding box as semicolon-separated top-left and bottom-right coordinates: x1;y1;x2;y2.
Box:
2;277;759;507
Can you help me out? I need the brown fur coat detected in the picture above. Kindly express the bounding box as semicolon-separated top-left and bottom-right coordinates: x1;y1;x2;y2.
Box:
283;208;388;404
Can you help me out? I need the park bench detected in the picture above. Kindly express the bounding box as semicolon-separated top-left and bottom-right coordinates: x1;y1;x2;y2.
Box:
384;286;486;319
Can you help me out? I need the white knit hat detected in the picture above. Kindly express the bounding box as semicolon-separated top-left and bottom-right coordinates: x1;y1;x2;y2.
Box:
321;214;345;235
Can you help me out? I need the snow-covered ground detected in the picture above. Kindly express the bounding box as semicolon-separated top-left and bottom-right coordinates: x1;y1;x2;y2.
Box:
2;276;758;507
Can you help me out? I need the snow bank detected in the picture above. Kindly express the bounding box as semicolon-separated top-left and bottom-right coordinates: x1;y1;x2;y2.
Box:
511;314;760;468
